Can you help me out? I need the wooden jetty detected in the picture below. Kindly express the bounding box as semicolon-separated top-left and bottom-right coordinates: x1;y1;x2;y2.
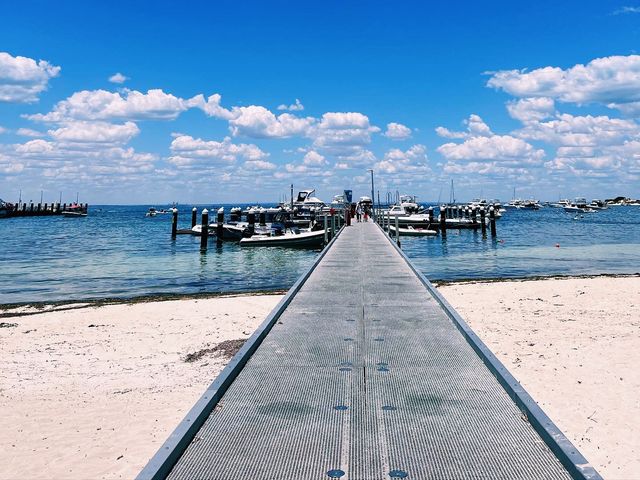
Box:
0;202;88;218
139;221;599;480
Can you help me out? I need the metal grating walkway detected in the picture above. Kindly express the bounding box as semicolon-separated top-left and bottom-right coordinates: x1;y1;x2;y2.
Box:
142;222;599;479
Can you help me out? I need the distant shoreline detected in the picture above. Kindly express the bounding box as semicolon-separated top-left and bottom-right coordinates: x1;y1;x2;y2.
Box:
2;272;638;313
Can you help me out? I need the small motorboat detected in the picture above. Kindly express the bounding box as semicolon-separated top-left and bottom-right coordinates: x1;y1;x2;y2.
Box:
191;224;216;236
389;225;437;236
240;228;326;248
145;207;157;217
61;210;87;217
62;204;87;217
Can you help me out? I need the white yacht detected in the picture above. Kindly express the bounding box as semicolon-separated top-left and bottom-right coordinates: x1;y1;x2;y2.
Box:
564;198;595;213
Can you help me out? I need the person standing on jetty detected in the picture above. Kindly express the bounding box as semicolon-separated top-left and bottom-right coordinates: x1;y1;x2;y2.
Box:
356;205;362;222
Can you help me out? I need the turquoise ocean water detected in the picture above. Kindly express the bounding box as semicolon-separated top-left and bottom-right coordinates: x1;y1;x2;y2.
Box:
1;204;639;304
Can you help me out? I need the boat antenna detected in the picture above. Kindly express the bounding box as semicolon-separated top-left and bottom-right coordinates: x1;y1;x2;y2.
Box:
18;189;22;205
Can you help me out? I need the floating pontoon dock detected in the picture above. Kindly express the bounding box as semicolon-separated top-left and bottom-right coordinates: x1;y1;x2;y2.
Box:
139;222;600;480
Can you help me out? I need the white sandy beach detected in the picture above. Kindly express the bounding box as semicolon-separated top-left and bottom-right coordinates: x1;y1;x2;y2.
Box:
1;276;638;479
0;295;282;480
439;276;640;480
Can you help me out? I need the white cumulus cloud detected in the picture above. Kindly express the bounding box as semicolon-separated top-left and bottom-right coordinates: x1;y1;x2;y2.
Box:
168;134;269;167
29;89;202;122
383;122;412;140
374;144;429;174
515;113;640;147
108;72;129;84
277;99;304;111
435;114;493;139
0;52;60;103
302;150;327;166
311;112;380;165
487;55;640;116
48;121;140;145
243;159;276;170
228;106;315;138
16;128;45;137
438;135;544;164
507;97;556;123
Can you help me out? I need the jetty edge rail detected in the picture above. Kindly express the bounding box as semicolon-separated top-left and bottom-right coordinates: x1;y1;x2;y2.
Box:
378;222;601;480
136;224;345;480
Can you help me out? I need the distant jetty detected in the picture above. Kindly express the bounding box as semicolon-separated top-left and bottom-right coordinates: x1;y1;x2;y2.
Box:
0;201;88;218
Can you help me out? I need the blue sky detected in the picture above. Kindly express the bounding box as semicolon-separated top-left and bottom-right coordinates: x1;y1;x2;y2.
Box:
1;1;640;204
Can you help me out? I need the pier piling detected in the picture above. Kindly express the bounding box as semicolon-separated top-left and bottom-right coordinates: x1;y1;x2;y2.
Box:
331;214;336;240
247;211;256;236
191;208;197;228
216;207;224;242
171;208;178;237
200;209;209;251
480;208;487;238
440;206;447;239
489;207;497;238
323;214;328;244
394;213;400;247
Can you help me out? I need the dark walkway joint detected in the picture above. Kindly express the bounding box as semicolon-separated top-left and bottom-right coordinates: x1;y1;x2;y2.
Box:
138;222;601;480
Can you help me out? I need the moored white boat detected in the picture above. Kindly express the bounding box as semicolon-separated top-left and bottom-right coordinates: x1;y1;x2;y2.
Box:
389;225;437;236
564;198;596;213
239;228;326;248
62;204;88;217
61;210;88;217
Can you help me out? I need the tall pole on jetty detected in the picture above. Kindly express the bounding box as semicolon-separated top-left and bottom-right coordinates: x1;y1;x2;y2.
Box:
290;184;294;211
368;169;375;222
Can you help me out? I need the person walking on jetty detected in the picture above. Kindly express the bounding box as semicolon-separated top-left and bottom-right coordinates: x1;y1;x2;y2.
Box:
363;206;369;222
356;205;362;222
